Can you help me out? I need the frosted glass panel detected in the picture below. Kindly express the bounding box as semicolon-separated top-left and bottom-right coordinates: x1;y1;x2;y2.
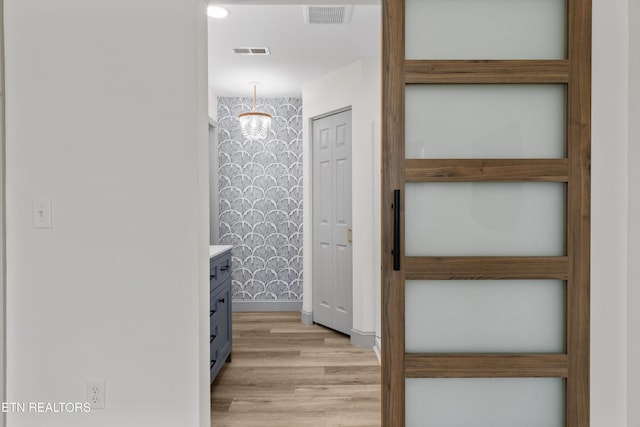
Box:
406;0;566;59
406;85;566;159
406;378;564;427
406;280;564;352
405;182;565;256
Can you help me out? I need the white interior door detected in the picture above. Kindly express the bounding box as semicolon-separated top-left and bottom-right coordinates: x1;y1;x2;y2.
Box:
312;109;353;335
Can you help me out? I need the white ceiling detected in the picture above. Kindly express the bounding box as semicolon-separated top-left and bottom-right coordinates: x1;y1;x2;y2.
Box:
207;4;381;98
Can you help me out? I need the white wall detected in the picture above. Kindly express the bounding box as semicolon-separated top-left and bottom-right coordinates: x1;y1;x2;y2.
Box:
628;1;640;425
301;56;381;341
196;6;210;427
4;1;210;427
592;0;630;425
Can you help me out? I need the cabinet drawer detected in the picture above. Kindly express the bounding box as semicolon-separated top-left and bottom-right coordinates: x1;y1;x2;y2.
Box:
209;290;226;320
209;252;232;293
210;294;222;350
210;351;219;383
210;287;229;353
210;321;219;346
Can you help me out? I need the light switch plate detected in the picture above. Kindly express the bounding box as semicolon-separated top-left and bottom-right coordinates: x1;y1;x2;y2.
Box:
33;198;52;228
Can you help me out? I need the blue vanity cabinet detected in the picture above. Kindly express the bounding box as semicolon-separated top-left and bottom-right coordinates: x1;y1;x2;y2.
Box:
210;247;232;383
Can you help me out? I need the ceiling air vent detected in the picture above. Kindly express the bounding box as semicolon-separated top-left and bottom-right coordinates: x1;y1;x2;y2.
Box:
303;5;353;24
232;47;271;55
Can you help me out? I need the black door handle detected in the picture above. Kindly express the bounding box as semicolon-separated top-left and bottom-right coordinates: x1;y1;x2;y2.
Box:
393;189;400;271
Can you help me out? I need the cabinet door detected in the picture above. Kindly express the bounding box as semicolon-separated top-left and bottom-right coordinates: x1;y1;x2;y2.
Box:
210;252;232;294
210;280;232;383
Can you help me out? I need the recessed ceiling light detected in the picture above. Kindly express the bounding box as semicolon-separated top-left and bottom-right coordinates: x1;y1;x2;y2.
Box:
207;5;229;19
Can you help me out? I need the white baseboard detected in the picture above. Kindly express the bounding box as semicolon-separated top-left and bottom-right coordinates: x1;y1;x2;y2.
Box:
301;310;313;325
374;336;382;364
232;300;302;312
350;328;376;349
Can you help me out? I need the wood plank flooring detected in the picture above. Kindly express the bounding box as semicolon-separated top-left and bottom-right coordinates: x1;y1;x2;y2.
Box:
211;312;381;427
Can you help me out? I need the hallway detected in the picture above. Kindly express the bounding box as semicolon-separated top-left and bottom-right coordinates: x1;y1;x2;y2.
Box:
211;312;381;427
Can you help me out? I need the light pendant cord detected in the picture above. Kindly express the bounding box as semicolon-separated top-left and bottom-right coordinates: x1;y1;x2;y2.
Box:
253;85;257;111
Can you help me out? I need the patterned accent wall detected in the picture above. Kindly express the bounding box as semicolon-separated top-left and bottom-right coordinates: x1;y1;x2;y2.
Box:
217;97;303;301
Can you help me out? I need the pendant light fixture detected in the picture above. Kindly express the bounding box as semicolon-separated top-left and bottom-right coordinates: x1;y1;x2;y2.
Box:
238;84;272;140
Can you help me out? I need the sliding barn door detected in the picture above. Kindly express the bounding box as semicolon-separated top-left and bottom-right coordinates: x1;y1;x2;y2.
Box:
381;0;591;426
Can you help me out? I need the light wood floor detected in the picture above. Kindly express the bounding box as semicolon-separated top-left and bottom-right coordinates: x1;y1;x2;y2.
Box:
211;312;381;427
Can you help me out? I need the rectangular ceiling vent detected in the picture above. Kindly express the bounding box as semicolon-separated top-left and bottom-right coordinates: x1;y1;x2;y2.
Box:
232;47;271;56
303;5;353;24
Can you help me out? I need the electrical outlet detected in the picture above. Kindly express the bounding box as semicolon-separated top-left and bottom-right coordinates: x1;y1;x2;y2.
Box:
86;379;105;409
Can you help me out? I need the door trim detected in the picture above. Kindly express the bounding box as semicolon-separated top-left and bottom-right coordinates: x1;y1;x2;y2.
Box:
312;106;352;121
381;0;405;421
0;0;6;424
566;1;592;423
380;0;591;425
311;108;353;335
208;119;219;245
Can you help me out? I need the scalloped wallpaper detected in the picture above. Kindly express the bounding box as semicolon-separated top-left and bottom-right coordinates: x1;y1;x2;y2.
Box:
217;97;303;301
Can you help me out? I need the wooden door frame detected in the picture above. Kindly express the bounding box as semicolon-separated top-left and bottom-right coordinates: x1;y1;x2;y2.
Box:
380;0;591;425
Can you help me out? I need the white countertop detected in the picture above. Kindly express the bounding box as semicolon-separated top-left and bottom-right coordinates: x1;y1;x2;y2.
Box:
209;245;233;259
